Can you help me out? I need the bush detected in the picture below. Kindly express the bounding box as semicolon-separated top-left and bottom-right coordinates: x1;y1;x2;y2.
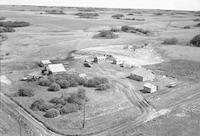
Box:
190;34;200;47
93;30;118;39
0;17;6;20
17;88;34;97
154;13;163;16
112;14;124;19
67;88;87;105
183;26;190;29
84;77;109;88
30;99;51;112
45;9;65;15
162;37;178;45
74;12;99;18
77;88;87;100
56;79;70;89
194;23;200;27
54;73;82;87
121;25;150;35
49;97;66;105
44;109;60;118
60;103;80;114
193;19;200;22
0;21;30;27
38;78;52;86
110;27;120;32
96;84;110;91
0;27;15;33
48;83;60;91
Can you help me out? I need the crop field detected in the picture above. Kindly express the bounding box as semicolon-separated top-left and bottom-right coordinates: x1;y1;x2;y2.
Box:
0;5;200;136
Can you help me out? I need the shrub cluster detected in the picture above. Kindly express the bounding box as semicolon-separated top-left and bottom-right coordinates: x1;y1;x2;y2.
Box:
38;78;52;86
48;83;60;91
194;23;200;27
43;109;60;118
74;12;99;18
0;21;30;27
112;14;124;19
45;9;65;15
0;17;6;20
162;37;178;45
30;99;53;112
48;88;87;115
121;25;150;35
0;27;15;33
193;19;200;22
93;30;118;39
83;77;110;91
190;34;200;47
17;88;34;97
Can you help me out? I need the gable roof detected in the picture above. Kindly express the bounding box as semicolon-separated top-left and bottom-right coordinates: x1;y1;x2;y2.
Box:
47;64;66;73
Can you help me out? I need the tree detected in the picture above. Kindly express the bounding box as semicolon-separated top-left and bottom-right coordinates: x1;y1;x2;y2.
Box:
48;83;60;91
18;88;34;97
60;103;80;114
44;109;60;118
190;34;200;47
56;79;70;89
38;78;52;86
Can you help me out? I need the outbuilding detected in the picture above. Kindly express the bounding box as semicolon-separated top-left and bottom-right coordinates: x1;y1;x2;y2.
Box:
47;64;66;74
143;82;158;93
129;67;155;81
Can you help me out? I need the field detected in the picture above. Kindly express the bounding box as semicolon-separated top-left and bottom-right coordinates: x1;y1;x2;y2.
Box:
1;5;200;136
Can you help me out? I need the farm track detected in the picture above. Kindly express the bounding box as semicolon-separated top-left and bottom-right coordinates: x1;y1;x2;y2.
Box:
1;66;200;136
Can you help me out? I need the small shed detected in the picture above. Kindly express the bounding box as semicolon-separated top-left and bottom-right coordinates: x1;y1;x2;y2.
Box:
47;64;66;74
129;67;155;81
40;60;51;67
143;82;158;93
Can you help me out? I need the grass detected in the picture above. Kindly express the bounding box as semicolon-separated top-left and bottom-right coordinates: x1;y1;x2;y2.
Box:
147;59;200;82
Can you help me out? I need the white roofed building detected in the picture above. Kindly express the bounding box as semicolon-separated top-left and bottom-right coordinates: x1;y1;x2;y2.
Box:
143;82;158;93
40;60;51;67
47;64;66;74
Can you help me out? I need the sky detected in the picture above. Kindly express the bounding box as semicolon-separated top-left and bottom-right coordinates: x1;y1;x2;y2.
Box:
0;0;199;11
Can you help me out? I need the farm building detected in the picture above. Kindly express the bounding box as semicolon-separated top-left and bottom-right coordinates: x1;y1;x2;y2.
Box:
47;64;66;74
143;82;158;93
40;60;51;67
129;67;155;81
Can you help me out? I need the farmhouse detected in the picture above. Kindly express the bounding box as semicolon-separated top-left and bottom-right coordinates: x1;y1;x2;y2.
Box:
47;64;66;74
143;82;158;93
40;60;51;67
129;67;155;81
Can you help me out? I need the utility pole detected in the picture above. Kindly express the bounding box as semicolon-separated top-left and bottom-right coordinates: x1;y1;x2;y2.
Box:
18;117;22;136
82;102;86;128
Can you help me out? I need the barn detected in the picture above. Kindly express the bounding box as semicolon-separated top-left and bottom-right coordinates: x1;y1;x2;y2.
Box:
143;82;158;93
47;64;66;74
129;67;155;81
